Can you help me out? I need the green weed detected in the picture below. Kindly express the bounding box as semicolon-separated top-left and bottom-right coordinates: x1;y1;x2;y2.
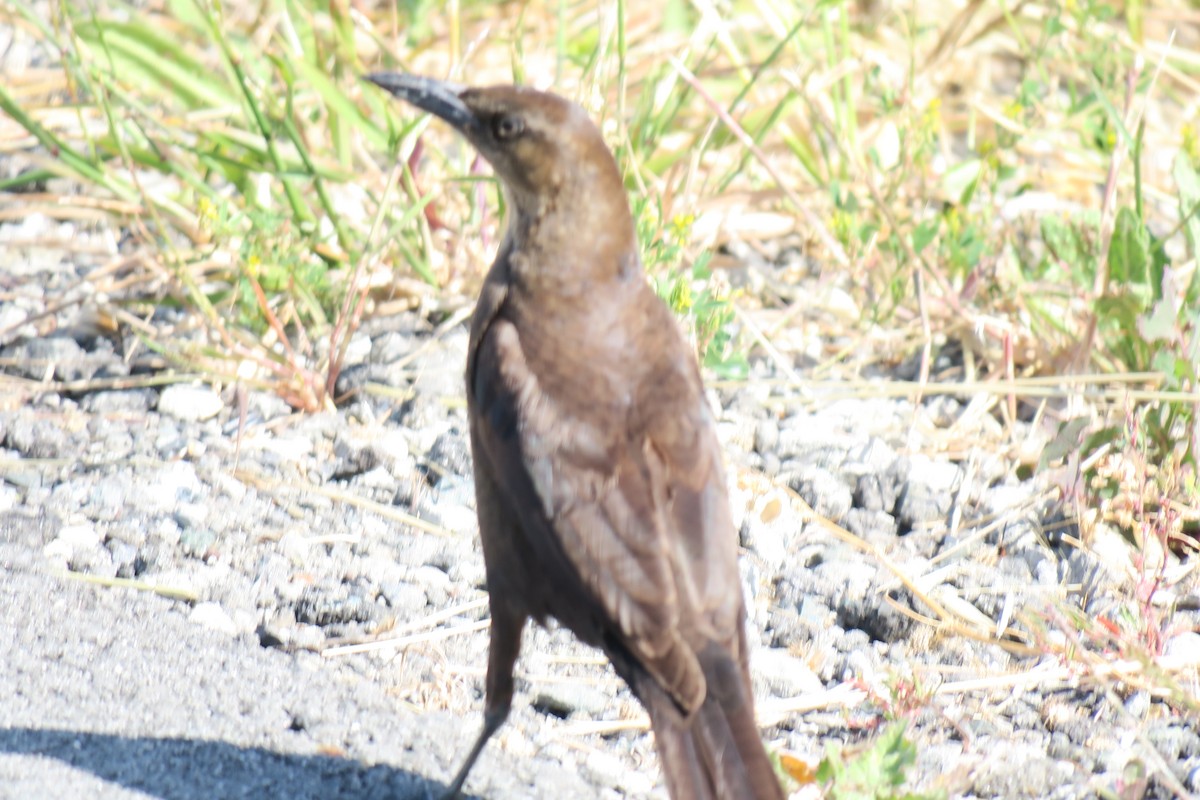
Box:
817;724;944;800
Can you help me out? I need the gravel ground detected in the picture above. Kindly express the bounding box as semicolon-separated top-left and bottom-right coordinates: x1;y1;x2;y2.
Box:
2;21;1199;799
3;200;1199;800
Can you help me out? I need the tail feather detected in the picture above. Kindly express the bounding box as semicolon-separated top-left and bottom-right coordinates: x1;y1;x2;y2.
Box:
643;642;784;800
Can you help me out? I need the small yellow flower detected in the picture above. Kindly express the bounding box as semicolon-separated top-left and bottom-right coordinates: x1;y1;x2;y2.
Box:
922;98;941;126
1182;123;1199;164
670;278;693;314
197;196;217;231
944;207;962;237
668;213;695;245
831;208;854;246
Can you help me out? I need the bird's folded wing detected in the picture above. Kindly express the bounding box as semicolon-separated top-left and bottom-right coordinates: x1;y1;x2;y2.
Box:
470;314;725;713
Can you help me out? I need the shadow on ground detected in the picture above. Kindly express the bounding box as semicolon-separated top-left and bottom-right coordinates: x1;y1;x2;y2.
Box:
0;727;470;800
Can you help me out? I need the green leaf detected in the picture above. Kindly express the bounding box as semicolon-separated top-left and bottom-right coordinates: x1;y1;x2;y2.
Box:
1041;215;1078;266
1151;349;1184;384
943;159;981;207
1038;417;1091;472
1173;152;1200;299
290;56;388;152
1137;268;1179;343
1087;70;1136;151
818;723;935;800
911;219;939;255
1138;296;1178;343
662;0;692;32
1107;207;1150;289
73;19;236;110
704;349;749;380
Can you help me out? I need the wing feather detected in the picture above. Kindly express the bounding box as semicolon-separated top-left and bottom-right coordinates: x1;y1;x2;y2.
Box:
470;312;719;711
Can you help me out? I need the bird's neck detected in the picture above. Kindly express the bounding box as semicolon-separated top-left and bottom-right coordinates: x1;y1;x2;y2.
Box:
504;190;640;299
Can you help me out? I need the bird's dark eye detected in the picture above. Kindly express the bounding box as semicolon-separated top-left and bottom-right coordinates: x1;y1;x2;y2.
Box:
492;114;525;140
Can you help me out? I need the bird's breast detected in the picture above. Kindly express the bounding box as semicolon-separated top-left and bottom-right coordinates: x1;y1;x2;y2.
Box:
505;288;641;413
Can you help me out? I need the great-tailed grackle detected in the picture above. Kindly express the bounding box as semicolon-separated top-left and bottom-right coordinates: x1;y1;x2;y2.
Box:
366;72;785;800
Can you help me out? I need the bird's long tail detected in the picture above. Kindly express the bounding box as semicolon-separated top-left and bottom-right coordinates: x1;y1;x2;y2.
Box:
642;641;785;800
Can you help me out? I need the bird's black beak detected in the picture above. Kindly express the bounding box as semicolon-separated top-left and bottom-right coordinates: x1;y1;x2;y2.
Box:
363;73;479;135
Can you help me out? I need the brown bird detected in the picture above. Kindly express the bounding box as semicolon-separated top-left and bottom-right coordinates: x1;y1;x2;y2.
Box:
366;73;784;800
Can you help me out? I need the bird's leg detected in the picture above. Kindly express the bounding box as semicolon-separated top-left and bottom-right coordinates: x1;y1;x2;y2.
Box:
440;598;525;799
439;707;507;799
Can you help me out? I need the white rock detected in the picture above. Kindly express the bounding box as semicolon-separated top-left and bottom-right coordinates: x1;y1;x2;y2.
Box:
278;531;312;566
907;454;961;492
1165;632;1200;665
583;750;652;795
57;522;102;550
0;305;30;343
357;465;395;489
242;434;315;467
372;428;412;474
158;384;224;422
986;484;1036;513
417;491;477;535
824;285;861;322
231;609;259;636
411;565;451;605
318;330;371;366
190;602;237;636
752;647;824;698
739;488;795;573
0;484;19;513
1089;523;1135;580
144;462;203;511
42;539;73;566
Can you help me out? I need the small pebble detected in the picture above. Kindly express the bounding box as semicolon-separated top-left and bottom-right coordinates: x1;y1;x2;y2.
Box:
157;383;224;422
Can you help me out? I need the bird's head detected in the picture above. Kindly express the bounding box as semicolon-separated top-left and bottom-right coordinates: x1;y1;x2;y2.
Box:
365;73;628;226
